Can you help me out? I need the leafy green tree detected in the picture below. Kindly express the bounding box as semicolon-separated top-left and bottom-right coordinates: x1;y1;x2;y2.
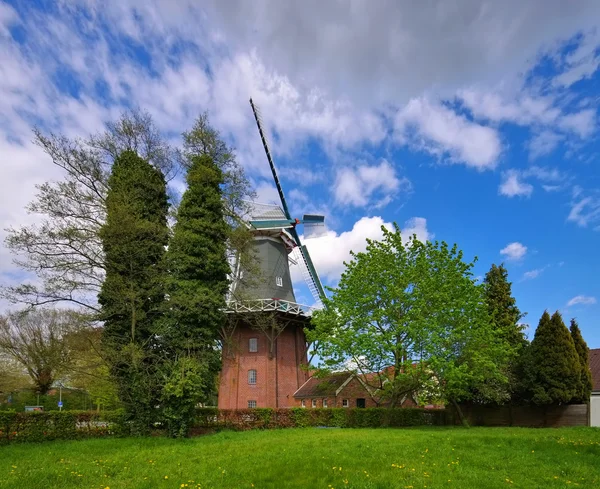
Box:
309;224;509;424
524;311;579;405
159;154;230;436
570;319;593;403
98;149;169;432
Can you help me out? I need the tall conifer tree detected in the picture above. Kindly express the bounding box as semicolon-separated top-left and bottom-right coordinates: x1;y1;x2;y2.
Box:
525;311;579;405
160;154;230;437
98;149;169;432
570;319;593;403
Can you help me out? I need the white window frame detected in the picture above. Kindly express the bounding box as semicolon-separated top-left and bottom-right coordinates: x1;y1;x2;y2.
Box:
249;338;258;353
312;399;317;408
248;400;257;408
248;369;257;385
342;399;349;408
301;399;306;408
323;399;328;408
276;276;283;287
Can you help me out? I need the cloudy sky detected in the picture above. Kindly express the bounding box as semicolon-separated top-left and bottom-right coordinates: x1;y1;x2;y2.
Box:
1;1;599;346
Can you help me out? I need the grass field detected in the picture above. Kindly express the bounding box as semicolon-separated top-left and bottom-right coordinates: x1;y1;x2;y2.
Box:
0;427;599;489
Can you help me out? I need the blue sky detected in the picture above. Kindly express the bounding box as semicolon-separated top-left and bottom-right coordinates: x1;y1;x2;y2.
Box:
1;1;599;347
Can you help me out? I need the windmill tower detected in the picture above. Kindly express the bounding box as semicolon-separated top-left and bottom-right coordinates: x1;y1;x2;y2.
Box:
218;99;326;409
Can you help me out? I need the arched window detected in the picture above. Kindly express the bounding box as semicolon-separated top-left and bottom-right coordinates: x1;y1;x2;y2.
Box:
248;369;257;385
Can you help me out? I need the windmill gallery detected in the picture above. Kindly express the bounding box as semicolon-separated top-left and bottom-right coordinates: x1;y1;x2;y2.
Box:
218;100;376;410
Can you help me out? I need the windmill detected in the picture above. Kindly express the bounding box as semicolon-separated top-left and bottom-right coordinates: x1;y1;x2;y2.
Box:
228;98;327;310
218;99;327;410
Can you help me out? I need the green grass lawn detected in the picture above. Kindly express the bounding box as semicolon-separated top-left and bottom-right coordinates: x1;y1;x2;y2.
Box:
0;427;599;489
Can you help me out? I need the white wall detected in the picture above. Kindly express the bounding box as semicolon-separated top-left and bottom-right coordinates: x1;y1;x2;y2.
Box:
591;393;600;427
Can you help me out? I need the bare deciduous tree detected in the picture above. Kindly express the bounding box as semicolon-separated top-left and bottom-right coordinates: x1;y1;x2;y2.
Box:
0;309;82;394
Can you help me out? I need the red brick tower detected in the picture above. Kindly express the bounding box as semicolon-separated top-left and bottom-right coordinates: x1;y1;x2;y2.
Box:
218;99;326;409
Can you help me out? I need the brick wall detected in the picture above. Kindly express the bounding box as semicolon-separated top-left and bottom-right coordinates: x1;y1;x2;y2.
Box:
294;377;379;408
218;316;310;409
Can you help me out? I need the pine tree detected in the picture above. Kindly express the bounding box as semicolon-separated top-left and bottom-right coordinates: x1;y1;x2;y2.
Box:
482;264;526;402
570;319;593;403
161;154;230;437
526;311;580;405
98;149;169;432
483;264;526;349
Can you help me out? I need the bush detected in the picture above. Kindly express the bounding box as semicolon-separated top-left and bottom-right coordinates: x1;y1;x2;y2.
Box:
195;407;447;431
0;410;130;444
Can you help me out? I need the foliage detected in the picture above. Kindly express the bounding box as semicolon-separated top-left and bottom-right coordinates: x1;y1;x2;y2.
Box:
0;388;92;412
480;263;527;403
99;149;169;433
2;427;600;488
570;319;593;403
195;407;448;430
0;308;85;394
308;223;510;413
0;410;129;444
524;311;580;405
159;154;230;437
2;109;176;311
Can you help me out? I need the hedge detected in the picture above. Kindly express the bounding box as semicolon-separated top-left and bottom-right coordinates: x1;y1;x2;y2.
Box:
195;407;450;431
0;410;129;444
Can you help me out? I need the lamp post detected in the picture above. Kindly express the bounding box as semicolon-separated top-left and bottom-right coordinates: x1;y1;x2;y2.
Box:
58;382;63;411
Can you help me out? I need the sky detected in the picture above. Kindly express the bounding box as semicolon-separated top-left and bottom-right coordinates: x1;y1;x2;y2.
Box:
1;1;599;347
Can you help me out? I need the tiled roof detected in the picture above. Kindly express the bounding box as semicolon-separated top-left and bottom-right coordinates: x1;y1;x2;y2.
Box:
293;372;353;398
590;348;600;392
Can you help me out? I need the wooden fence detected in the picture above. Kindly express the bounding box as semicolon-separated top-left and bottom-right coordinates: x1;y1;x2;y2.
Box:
454;404;589;427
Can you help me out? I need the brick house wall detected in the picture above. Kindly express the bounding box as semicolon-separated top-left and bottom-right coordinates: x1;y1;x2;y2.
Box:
218;317;310;409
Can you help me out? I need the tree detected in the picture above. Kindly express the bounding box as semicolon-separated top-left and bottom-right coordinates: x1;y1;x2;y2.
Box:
481;263;527;402
0;309;81;395
2;109;177;311
524;311;580;405
99;149;169;432
483;264;527;348
570;319;593;403
160;154;230;436
309;224;509;423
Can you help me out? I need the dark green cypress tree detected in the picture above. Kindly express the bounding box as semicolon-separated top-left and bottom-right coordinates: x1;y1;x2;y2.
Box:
570;319;593;403
98;149;169;432
482;264;527;402
483;264;526;349
526;310;580;405
160;154;230;437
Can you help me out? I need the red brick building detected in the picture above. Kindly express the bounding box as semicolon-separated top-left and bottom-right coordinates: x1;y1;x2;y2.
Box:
218;308;311;409
293;371;417;409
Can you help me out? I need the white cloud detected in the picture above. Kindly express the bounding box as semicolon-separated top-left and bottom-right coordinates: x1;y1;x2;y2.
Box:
553;28;600;88
567;295;597;306
499;170;533;197
334;160;410;208
528;131;564;159
558;109;597;138
295;216;432;283
394;98;502;170
567;196;600;227
522;265;549;280
500;242;528;261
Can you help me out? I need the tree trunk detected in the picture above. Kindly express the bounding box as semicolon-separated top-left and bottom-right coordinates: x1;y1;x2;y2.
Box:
451;399;470;428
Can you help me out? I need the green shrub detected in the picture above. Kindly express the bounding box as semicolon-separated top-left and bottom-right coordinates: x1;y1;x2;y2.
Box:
0;410;129;444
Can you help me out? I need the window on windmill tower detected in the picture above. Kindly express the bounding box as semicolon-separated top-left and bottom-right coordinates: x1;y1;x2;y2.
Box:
248;369;257;385
249;338;258;352
248;400;257;408
276;276;283;287
311;399;317;408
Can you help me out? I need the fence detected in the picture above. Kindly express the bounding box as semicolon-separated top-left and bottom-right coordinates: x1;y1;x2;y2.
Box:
454;404;589;427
